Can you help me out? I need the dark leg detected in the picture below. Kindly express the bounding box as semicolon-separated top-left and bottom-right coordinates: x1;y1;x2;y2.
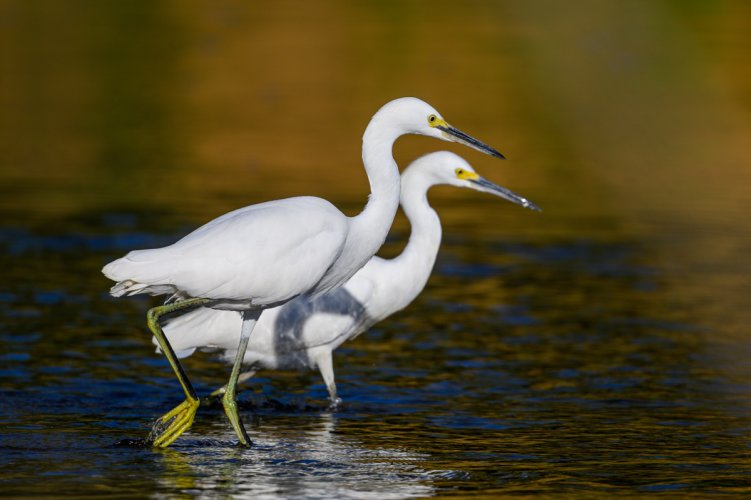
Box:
221;309;261;446
146;297;211;447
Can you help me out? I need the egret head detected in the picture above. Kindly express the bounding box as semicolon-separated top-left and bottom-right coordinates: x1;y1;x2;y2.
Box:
377;97;506;159
407;151;540;211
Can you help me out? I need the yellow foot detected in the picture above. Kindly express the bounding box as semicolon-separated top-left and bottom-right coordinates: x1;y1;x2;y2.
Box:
198;387;225;408
222;393;252;447
148;397;200;448
209;385;227;398
208;371;254;400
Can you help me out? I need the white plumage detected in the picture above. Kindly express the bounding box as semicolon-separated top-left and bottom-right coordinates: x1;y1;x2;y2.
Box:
102;98;506;447
159;151;540;406
105;197;348;308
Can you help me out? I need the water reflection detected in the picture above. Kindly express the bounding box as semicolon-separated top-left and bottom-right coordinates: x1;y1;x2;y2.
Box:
154;414;435;499
2;223;751;495
3;0;751;496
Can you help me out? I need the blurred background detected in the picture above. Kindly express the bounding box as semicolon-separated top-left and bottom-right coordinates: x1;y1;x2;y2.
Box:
2;0;751;497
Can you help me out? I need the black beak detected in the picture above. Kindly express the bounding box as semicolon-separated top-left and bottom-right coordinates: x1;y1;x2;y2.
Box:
470;176;541;211
437;124;506;159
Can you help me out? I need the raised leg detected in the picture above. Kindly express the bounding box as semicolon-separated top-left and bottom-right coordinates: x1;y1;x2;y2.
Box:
146;297;211;447
222;309;261;446
316;350;342;409
208;370;257;399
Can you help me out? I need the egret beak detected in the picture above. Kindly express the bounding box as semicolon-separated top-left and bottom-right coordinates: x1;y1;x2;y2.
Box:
470;176;541;211
436;121;506;159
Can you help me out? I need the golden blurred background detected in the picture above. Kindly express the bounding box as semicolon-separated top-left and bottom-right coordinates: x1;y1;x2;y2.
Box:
3;2;751;494
1;0;750;355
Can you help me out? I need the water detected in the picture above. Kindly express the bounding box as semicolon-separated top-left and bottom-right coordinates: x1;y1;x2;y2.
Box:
3;1;751;497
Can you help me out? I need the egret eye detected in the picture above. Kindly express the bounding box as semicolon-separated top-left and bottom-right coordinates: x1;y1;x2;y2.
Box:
428;114;438;125
455;168;465;176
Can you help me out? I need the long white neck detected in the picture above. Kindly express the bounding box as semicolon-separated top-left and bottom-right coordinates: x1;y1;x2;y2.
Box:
387;170;442;303
346;113;404;260
313;108;404;294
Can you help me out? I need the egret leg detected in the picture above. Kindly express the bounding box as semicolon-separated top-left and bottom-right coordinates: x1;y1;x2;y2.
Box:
146;297;211;447
316;351;342;409
208;370;257;399
222;310;261;446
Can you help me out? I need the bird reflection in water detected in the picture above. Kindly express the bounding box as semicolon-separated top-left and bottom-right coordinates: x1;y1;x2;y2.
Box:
154;413;437;499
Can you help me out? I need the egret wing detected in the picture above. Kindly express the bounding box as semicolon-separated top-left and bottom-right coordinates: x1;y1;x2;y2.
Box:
104;197;349;306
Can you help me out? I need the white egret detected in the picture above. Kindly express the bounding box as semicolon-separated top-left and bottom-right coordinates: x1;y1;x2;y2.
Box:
102;98;505;447
160;151;540;407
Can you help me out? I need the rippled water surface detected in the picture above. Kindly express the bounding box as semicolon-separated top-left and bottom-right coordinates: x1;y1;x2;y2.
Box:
3;1;751;497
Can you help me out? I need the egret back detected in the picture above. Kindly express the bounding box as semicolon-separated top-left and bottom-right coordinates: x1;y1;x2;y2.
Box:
102;196;349;308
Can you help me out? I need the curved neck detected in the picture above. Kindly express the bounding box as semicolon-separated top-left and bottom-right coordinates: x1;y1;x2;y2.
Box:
348;115;404;252
389;172;442;297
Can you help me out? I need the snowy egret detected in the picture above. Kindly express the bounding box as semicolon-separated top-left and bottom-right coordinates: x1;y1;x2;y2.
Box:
102;98;505;447
160;151;539;407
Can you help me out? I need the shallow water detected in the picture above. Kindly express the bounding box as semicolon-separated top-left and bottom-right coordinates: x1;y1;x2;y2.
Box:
4;222;751;497
3;1;751;497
